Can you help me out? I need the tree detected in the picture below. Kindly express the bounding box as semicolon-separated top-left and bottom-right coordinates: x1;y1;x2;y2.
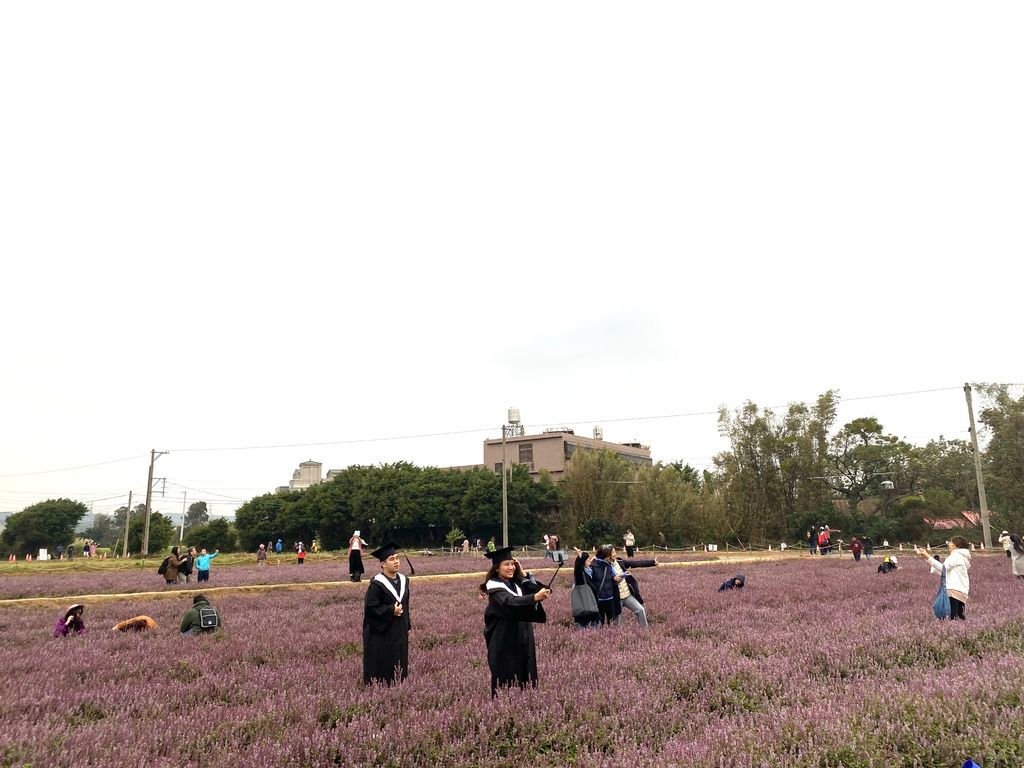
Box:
128;512;173;555
185;518;237;552
184;501;209;533
560;450;632;545
445;527;465;549
81;513;119;548
978;385;1024;530
1;498;88;555
234;492;300;552
823;417;912;517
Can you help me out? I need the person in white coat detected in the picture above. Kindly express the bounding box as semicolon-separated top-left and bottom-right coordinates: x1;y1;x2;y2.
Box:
916;536;972;620
1009;534;1024;579
998;530;1012;559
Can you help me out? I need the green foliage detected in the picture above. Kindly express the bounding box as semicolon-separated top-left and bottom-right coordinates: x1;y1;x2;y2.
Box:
185;518;237;552
234;492;299;552
577;517;617;549
127;511;174;554
1;498;88;555
978;385;1024;529
80;513;119;548
184;501;210;533
233;464;557;551
444;527;465;548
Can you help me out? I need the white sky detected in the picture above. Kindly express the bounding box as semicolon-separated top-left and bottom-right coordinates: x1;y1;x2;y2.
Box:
2;2;1021;523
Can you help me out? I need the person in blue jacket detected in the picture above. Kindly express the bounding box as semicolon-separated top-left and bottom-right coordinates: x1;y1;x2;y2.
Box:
195;548;220;582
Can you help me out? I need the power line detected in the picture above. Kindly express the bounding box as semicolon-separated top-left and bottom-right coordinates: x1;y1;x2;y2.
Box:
0;383;1003;477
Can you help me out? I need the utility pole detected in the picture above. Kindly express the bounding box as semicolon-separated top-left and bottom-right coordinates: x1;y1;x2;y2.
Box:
120;490;132;559
179;491;187;545
964;383;993;549
142;449;169;556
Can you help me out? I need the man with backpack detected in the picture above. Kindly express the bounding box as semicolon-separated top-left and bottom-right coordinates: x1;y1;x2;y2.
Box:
179;594;221;636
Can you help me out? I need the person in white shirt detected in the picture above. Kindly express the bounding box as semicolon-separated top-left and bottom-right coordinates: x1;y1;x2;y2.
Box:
998;530;1012;559
916;536;972;620
348;530;368;582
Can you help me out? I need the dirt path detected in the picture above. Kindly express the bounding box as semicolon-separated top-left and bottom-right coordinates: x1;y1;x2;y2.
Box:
0;550;805;608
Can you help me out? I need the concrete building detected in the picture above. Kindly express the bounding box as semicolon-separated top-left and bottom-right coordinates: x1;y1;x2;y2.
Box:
278;460;324;492
483;428;651;482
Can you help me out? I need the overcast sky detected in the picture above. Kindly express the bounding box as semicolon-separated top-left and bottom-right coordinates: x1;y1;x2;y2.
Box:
2;2;1021;523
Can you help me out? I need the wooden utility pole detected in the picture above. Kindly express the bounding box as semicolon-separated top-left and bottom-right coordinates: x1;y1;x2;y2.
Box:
141;449;168;556
120;490;132;558
964;383;993;549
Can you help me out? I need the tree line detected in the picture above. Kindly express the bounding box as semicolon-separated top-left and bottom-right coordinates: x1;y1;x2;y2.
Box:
3;386;1022;556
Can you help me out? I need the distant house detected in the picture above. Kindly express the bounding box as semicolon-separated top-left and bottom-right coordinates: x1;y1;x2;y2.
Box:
924;510;981;530
483;428;651;482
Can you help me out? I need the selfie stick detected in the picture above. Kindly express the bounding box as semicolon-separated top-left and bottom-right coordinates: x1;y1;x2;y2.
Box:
404;555;416;576
545;561;563;589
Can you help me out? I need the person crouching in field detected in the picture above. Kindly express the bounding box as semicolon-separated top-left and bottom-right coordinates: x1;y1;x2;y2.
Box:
53;604;85;637
362;543;411;686
719;575;745;591
113;616;157;632
877;556;898;574
180;595;221;636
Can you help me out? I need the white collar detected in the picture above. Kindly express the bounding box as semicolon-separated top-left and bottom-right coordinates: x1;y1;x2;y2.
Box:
373;572;406;603
485;578;522;596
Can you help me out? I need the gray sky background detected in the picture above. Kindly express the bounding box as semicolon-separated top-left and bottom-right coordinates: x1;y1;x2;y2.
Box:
2;3;1021;523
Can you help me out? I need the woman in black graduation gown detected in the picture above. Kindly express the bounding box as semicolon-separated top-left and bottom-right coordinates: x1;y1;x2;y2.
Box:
481;546;551;696
362;543;411;685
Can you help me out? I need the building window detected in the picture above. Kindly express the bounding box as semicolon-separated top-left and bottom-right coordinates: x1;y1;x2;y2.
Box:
494;462;503;473
518;443;533;464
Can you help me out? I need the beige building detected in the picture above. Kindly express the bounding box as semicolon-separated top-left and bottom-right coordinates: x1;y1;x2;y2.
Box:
277;460;324;493
483;428;651;481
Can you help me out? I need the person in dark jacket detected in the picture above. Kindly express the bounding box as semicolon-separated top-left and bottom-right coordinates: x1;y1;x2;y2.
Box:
362;543;412;686
877;555;898;574
571;547;600;628
587;545;622;625
480;546;550;696
718;575;745;591
863;537;874;560
179;595;220;635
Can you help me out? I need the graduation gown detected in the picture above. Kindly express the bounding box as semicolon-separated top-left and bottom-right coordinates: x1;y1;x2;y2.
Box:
362;573;411;685
484;576;546;694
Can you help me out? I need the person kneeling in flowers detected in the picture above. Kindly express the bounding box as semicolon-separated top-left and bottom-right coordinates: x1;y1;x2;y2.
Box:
718;575;745;591
53;604;86;637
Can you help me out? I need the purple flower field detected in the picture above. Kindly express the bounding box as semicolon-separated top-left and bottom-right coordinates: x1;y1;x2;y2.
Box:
2;555;1023;767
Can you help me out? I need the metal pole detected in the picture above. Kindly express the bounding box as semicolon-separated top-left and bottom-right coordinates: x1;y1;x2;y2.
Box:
501;425;509;548
142;449;156;556
964;383;992;548
121;490;132;559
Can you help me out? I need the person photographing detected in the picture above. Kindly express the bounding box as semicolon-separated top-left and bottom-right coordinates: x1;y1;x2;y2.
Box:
480;546;550;696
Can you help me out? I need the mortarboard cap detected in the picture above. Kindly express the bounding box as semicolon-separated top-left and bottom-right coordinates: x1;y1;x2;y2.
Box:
485;546;515;563
370;542;401;561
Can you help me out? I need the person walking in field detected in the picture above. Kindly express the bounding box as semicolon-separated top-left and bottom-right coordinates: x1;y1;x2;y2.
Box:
257;543;267;567
1008;534;1024;579
348;530;367;582
850;537;863;562
999;531;1012;559
623;529;636;558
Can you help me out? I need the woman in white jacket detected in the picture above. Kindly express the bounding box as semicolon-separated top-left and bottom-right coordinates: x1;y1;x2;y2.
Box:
916;536;972;620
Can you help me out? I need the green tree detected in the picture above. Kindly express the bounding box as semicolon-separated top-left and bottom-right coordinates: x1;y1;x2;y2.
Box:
184;501;210;533
1;498;88;554
128;512;174;554
445;526;465;549
978;384;1024;530
185;518;237;552
560;450;632;544
81;513;119;548
234;491;300;552
823;417;912;517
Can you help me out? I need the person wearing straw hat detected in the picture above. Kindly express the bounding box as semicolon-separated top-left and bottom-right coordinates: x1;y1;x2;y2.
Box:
362;543;411;685
52;604;86;637
480;546;550;696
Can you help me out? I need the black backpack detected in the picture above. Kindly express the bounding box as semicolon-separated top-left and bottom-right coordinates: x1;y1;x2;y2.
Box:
198;606;219;630
157;557;170;576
